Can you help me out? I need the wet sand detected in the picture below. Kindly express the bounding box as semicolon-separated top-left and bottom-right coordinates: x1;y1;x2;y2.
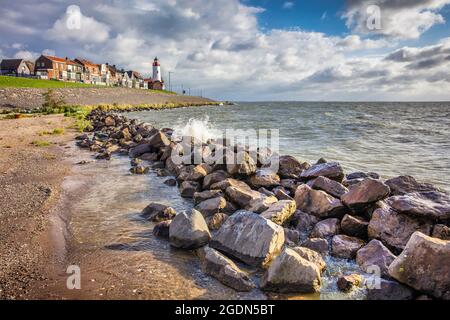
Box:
0;114;76;299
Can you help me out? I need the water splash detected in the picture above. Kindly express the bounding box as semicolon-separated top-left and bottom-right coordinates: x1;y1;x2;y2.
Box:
172;116;222;143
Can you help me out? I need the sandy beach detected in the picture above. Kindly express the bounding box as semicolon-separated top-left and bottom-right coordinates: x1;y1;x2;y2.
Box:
0;115;77;299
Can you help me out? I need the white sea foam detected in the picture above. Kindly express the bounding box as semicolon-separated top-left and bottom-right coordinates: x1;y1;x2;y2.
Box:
172;116;221;143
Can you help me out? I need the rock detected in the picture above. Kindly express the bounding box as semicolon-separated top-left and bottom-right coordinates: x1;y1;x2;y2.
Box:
210;178;249;191
129;143;154;158
202;170;230;190
274;188;293;201
291;246;326;272
280;179;299;193
206;212;229;230
346;172;380;180
165;157;183;176
337;274;363;292
284;228;300;245
260;247;321;293
366;279;414;300
225;185;264;209
387;191;450;221
341;178;390;211
164;178;177;187
316;157;327;164
307;176;348;199
432;224;450;240
195;197;227;217
295;184;345;218
248;169;280;188
147;131;170;149
169;209;211;249
153;220;171;239
226;151;257;176
261;200;297;225
368;207;432;253
130;164;149;174
340;214;369;238
310;218;341;238
139;152;159;161
245;196;278;213
300;162;344;182
96;151;111;160
141;203;176;222
120;127;132;140
104;116;115;126
259;187;275;197
179;181;201;198
210;211;284;268
185;164;211;181
331;235;365;259
356;239;396;277
385;175;443;196
193;190;224;205
301;238;329;256
197;246;254;292
292;210;319;235
388;232;450;299
130;158;142;167
278;155;310;179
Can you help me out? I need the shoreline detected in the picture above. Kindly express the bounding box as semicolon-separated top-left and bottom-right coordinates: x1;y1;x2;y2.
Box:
1;107;449;300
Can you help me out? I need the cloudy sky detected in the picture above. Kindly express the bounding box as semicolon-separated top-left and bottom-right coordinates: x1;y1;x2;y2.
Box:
1;0;450;101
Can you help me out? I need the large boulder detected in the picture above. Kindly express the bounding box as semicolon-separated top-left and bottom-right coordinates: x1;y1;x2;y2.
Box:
337;274;363;292
211;178;249;191
356;239;396;277
294;184;345;218
366;279;414;300
246;196;278;213
225;185;264;209
331;235;365;259
368;207;432;253
307;176;348;199
147;131;170;149
203;170;230;190
301;238;329;256
341;178;390;212
260;247;321;293
300;162;344;182
387;191;450;221
291;246;326;272
385;175;443;196
248;169;281;188
226;151;257;176
210;211;285;268
261;200;297;225
195;197;227;217
141;203;176;222
340;214;368;238
193;190;224;205
278;155;310;179
169;209;211;249
310;218;341;238
197;246;254;292
388;232;450;299
179;181;201;198
129;143;154;158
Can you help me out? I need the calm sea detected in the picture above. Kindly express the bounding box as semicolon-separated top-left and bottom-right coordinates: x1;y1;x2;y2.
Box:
129;102;450;191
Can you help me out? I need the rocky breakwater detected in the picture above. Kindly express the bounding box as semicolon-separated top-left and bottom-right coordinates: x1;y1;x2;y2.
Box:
75;109;450;299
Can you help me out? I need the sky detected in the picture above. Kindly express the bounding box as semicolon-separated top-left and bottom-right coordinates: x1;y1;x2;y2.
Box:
1;0;450;101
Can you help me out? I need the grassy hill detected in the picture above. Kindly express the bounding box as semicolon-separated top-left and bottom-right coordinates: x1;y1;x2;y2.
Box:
0;76;98;88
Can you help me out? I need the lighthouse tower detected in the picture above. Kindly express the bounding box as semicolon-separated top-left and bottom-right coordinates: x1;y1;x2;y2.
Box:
152;57;162;82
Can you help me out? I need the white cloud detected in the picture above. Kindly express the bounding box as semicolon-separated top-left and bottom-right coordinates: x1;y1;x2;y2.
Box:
343;0;450;39
13;50;40;60
45;7;110;43
1;0;450;100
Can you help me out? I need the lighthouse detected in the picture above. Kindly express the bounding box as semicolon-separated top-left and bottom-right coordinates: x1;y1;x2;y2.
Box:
152;57;162;82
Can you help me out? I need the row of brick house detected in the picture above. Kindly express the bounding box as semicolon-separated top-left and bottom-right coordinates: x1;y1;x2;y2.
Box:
0;55;165;90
